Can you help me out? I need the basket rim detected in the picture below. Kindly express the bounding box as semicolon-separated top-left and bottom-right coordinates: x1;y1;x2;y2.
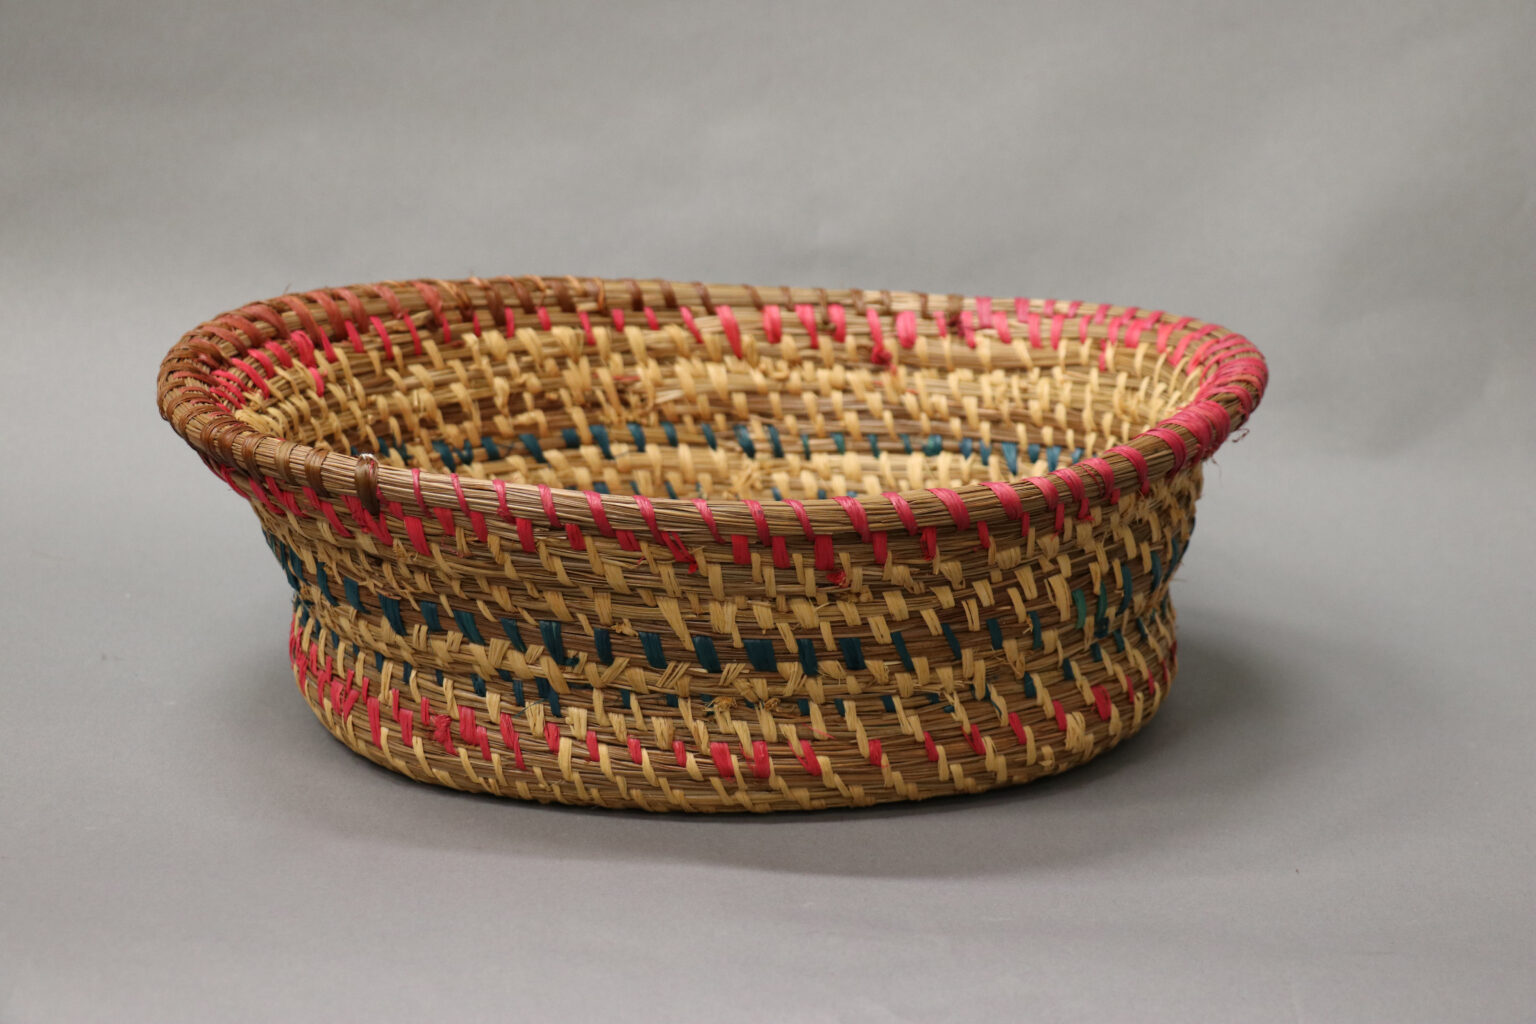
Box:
157;276;1267;540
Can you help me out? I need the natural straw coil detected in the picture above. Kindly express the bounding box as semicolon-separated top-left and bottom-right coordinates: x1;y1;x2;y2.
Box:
158;277;1266;811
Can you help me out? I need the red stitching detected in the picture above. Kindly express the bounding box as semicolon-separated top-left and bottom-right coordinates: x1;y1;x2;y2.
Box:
1049;310;1067;348
928;487;971;530
828;303;847;343
245;348;276;376
217;313;266;351
369;315;395;360
1055;467;1092;521
410;467;428;512
1170;323;1217;367
290;330;316;367
752;740;772;778
795;304;820;348
867;308;890;364
1111;445;1151;495
1144;427;1188;473
498;713;525;769
586;491;616;536
537;483;560;528
794;739;822;776
983;480;1024;521
1092;685;1113;721
959;310;977;348
1031;476;1066;534
450;475;487;542
413;280;449;343
1008;712;1028;744
762;304;782;344
692;497;724;544
920;526;938;560
228;358;271;397
833;495;871;541
632;494;666;545
492;479;513;523
709;741;734;779
1187;330;1232;377
1077;455;1118;505
992;310;1012;345
745;500;772;546
717;305;743;357
813;535;836;571
404;515;431;556
784;498;816;541
1125;309;1162;347
883;491;919;535
303;488;354;538
1155;315;1191;353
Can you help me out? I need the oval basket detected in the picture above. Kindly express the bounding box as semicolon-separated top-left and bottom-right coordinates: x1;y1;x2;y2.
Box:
158;277;1265;812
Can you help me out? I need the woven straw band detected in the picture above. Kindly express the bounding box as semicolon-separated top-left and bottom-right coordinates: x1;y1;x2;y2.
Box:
158;277;1266;811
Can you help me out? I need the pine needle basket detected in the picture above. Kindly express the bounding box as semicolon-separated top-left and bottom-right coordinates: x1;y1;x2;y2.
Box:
157;277;1266;812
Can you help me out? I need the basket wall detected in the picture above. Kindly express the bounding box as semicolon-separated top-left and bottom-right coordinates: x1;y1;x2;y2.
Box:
158;277;1265;811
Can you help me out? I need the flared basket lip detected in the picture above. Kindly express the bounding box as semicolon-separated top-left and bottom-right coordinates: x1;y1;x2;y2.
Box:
156;276;1267;541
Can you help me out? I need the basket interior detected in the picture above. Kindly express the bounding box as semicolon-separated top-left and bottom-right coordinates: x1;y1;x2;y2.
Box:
230;303;1206;502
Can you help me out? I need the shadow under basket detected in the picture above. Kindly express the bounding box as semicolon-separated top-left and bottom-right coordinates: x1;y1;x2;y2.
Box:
158;278;1266;812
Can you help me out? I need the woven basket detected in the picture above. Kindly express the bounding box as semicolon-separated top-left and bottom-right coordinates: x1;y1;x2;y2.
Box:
158;277;1265;811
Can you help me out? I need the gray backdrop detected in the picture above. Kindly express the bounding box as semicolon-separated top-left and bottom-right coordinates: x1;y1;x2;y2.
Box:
3;1;1533;1021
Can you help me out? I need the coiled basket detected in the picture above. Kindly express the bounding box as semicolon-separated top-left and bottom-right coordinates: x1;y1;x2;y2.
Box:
158;277;1265;812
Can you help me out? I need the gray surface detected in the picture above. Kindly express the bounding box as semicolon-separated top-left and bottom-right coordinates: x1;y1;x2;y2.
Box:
3;1;1534;1020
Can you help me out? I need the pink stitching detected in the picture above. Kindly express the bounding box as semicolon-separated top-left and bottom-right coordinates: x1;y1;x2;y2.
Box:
867;308;890;364
833;495;871;542
928;488;971;530
537;483;560;527
784;498;816;541
744;500;772;546
717;305;743;357
992;311;1012;345
983;481;1025;523
762;304;782;344
883;491;919;535
692;497;724;544
587;491;616;536
795;304;820;348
